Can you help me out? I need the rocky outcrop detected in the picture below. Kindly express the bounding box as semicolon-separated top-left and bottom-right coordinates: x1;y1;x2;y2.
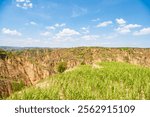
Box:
0;48;150;99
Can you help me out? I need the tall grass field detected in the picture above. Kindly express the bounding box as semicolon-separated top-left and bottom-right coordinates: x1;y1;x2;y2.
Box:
8;62;150;100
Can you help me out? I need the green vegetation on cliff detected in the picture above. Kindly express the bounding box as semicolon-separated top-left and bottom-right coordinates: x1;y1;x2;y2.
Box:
8;62;150;100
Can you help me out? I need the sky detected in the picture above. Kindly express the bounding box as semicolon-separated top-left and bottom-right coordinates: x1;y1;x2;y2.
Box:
0;0;150;47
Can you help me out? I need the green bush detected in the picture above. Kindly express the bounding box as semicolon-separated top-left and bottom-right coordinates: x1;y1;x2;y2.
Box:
57;62;67;73
12;80;25;92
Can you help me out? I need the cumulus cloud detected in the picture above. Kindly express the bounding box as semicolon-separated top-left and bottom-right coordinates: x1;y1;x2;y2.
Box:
116;24;141;34
125;24;141;29
51;28;80;42
116;27;130;34
133;27;150;36
46;23;65;30
50;29;78;42
40;28;80;42
16;3;32;9
55;23;66;27
115;18;141;34
2;28;22;36
116;18;126;25
97;21;112;27
57;28;80;37
16;0;33;9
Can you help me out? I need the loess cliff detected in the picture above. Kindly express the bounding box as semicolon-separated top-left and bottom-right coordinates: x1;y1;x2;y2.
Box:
0;47;150;99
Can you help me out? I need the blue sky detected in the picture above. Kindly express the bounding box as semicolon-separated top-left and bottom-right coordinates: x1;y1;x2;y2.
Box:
0;0;150;47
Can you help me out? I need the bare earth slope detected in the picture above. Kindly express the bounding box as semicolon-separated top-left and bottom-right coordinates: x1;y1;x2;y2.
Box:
0;47;150;98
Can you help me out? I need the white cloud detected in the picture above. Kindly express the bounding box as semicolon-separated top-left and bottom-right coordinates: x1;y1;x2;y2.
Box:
44;28;80;42
16;0;31;3
30;21;37;25
16;0;32;9
51;28;80;42
16;3;21;7
2;28;22;36
24;3;32;8
97;21;112;27
46;26;56;30
57;28;80;37
116;18;126;25
16;0;26;2
116;27;130;34
25;21;37;26
81;35;99;40
116;24;141;34
125;24;141;29
46;23;65;30
133;27;150;36
40;31;51;36
16;3;32;9
54;23;66;27
81;27;89;34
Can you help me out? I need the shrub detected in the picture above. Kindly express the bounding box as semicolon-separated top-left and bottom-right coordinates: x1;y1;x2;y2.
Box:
0;49;8;60
80;60;85;65
57;62;67;73
12;80;25;92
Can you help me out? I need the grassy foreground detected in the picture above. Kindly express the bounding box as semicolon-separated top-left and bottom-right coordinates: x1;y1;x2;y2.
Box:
8;62;150;100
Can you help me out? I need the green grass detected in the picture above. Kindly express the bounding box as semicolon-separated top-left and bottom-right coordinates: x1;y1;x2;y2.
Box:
8;62;150;100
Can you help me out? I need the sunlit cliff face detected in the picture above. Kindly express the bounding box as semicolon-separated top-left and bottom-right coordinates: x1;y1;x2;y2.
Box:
1;48;150;98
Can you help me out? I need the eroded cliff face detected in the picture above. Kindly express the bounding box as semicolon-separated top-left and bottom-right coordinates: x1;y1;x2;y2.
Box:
0;48;150;98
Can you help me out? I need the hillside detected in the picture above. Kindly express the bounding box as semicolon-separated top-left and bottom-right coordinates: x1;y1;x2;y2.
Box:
0;47;150;99
8;62;150;100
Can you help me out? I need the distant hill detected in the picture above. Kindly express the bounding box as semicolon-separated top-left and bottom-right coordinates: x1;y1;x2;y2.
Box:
0;46;23;51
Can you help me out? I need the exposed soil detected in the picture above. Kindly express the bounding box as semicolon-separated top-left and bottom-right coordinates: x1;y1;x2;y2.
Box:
0;47;150;98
